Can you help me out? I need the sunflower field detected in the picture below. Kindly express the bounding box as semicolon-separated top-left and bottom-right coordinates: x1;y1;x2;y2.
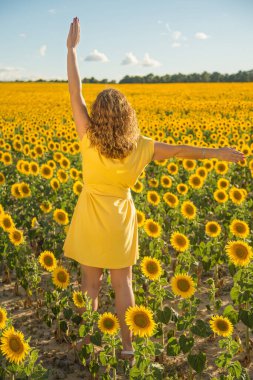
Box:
0;82;253;380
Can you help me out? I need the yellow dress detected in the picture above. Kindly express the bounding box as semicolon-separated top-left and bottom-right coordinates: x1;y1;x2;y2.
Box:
63;133;154;269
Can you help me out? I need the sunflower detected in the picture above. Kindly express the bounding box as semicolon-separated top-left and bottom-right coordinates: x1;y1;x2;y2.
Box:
73;181;83;195
170;273;196;298
11;183;23;199
98;312;120;335
40;164;54;179
188;174;204;189
0;307;8;329
170;231;190;252
131;180;144;193
60;157;70;170
160;175;172;188
167;162;178;175
19;182;31;198
209;315;234;337
50;178;60;191
176;183;188;195
70;167;79;180
213;189;228;203
229;219;250;238
2;152;12;166
163;192;179;208
0;172;5;185
143;218;162;238
205;221;222;237
29;162;40;176
147;191;160;206
125;305;156;337
72;290;86;308
181;200;197;220
136;210;146;227
229;187;246;205
0;326;30;364
57;169;69;184
182;159;196;171
148;178;159;188
52;266;70;289
0;213;15;231
53;209;69;225
40;200;52;213
215;161;229;175
39;250;57;271
217;178;229;190
140;256;163;280
195;166;208;179
225;240;253;267
31;217;39;228
8;229;24;246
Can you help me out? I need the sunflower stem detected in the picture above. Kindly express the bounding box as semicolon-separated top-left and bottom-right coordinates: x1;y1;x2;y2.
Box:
214;263;219;287
112;336;116;380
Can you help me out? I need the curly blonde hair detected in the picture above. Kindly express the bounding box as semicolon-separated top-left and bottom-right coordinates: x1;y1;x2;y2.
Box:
86;88;140;159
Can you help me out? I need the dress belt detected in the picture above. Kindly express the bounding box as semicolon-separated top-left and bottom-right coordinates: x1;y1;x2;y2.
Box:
82;183;132;200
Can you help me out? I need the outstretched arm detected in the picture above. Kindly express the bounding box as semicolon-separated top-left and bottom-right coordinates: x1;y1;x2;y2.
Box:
153;141;245;163
67;17;90;140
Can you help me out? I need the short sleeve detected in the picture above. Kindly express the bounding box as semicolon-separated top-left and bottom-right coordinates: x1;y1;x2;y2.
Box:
139;135;155;166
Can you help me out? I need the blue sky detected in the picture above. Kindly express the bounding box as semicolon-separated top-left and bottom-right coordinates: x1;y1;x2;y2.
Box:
0;0;252;82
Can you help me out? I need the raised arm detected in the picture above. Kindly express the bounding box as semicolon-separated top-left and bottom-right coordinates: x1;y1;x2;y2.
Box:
153;141;245;163
67;17;90;140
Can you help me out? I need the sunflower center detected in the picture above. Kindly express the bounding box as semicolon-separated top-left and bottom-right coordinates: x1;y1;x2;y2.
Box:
148;223;158;233
218;192;225;200
133;313;150;328
216;320;229;331
235;224;245;233
13;231;21;241
233;191;242;200
177;279;190;292
43;168;50;175
150;194;158;202
192;177;201;185
176;236;186;247
9;337;22;353
146;262;158;274
185;205;194;215
103;318;115;330
57;212;66;221
234;244;248;259
3;219;11;228
44;255;53;266
57;271;67;282
209;224;218;232
76;295;83;304
0;313;3;322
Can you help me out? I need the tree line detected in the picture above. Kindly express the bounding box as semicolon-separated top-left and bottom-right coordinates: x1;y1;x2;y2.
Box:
3;69;253;83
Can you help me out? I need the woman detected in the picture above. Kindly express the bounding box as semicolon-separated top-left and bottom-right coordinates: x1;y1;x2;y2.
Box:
65;17;245;363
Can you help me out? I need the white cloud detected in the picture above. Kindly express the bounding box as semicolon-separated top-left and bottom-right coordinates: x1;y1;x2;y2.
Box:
121;52;139;65
0;66;25;81
172;42;181;48
48;9;56;14
157;20;163;24
39;45;47;56
19;33;27;38
195;32;210;40
172;31;181;40
142;53;161;67
83;49;109;62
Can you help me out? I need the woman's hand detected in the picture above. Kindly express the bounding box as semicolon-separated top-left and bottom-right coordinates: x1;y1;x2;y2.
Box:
67;17;80;49
218;147;245;163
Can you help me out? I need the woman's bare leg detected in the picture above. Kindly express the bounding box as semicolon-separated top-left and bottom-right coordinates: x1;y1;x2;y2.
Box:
79;264;103;313
110;266;135;351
